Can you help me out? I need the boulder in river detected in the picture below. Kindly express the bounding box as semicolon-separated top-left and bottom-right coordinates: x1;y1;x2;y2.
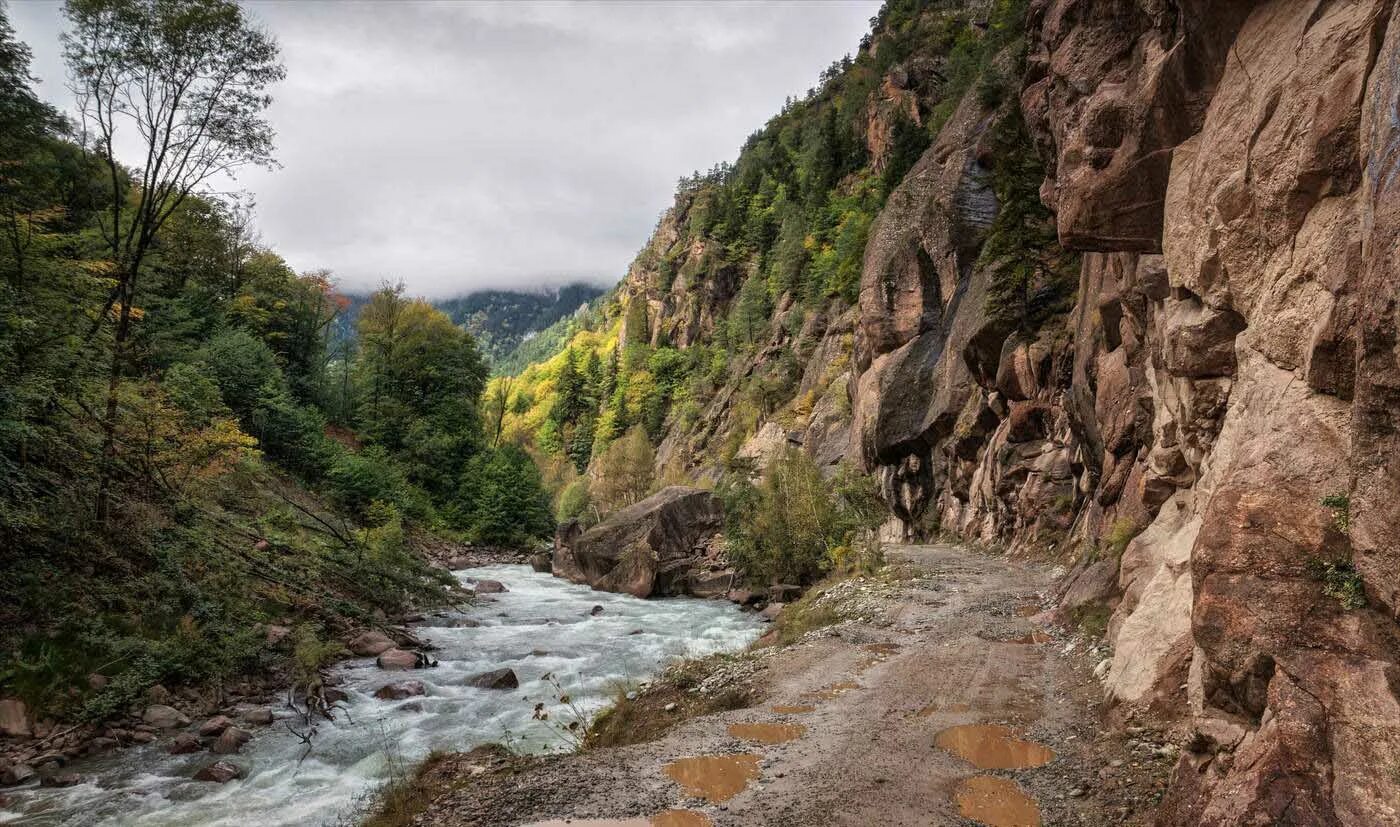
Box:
39;772;81;788
376;648;422;670
142;705;189;729
211;727;251;755
466;668;519;690
551;486;729;598
168;733;203;755
1;763;35;786
528;551;552;573
198;715;233;737
348;630;396;657
242;708;274;726
374;680;426;700
471;579;508;594
589;605;604;616
193;761;243;783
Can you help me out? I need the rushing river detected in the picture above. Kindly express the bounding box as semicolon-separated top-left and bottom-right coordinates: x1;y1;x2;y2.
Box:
0;565;763;826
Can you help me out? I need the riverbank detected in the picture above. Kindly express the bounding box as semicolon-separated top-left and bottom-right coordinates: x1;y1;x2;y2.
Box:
389;544;1176;827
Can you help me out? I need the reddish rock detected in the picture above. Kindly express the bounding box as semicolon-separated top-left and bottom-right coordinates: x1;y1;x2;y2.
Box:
465;669;518;691
210;727;251;755
376;648;420;670
168;733;202;755
197;715;233;737
242;708;274;726
470;579;508;594
347;630;395;657
39;772;80;788
142;705;189;730
374;681;426;701
193;761;243;783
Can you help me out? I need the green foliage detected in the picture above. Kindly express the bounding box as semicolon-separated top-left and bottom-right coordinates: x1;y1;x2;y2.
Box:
718;450;885;586
456;444;554;547
1102;517;1142;559
1321;493;1351;534
1308;558;1367;611
556;477;593;525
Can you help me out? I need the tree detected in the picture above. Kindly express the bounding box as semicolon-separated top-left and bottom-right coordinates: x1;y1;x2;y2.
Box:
589;426;654;516
458;445;553;547
63;0;285;523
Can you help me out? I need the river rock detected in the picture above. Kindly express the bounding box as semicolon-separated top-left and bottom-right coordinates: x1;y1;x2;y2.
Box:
211;727;251;755
169;733;203;755
0;699;30;738
1;763;35;786
145;684;171;705
323;687;350;705
142;705;189;730
39;772;81;788
528;552;552;573
376;648;421;670
242;708;274;726
551;486;725;598
198;715;234;737
471;579;508;594
374;680;426;700
466;668;519;690
348;630;395;657
193;761;243;783
589;605;604;616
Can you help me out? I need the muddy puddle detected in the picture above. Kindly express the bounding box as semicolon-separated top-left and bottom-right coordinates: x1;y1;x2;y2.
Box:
524;811;711;827
727;721;807;744
1014;604;1041;617
770;704;815;714
802;681;862;700
934;724;1054;769
663;754;761;802
953;775;1042;827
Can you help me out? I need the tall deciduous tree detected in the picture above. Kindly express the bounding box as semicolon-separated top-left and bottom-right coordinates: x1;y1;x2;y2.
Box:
62;0;284;523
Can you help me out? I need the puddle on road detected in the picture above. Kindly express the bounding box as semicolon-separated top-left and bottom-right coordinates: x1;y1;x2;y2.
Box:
524;812;711;827
935;724;1054;769
727;722;807;744
802;681;862;700
771;704;816;714
663;754;761;802
953;775;1042;827
1015;604;1041;617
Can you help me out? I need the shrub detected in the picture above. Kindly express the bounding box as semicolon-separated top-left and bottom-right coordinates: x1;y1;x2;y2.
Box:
326;447;407;519
556;477;593;525
1308;558;1366;610
718;450;884;586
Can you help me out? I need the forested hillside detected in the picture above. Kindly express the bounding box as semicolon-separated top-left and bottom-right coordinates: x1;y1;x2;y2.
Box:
436;283;604;374
0;1;551;724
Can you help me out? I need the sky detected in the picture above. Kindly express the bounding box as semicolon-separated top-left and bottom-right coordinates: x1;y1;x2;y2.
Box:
8;0;882;298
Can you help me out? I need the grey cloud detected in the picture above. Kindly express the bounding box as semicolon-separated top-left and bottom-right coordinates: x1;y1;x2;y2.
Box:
8;0;881;297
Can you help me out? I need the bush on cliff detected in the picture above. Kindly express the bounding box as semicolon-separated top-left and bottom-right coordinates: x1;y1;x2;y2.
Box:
718;449;885;586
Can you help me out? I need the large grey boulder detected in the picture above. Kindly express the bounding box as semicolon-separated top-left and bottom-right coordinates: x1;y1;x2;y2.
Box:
552;486;725;598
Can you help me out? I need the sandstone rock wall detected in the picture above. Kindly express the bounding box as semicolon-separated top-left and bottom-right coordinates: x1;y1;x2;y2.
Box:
848;0;1400;821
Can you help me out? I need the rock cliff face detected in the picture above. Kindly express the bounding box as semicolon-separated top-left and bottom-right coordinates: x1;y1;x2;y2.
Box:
846;0;1400;821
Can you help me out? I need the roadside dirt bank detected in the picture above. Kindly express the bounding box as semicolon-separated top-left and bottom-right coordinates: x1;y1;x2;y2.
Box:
391;544;1174;826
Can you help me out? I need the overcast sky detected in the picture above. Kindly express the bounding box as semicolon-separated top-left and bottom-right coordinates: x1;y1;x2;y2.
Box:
8;0;880;298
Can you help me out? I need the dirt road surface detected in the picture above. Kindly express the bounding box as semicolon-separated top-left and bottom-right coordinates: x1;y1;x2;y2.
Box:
408;544;1173;826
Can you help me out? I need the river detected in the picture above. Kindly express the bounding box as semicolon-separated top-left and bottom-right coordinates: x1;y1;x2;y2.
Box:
0;565;763;826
